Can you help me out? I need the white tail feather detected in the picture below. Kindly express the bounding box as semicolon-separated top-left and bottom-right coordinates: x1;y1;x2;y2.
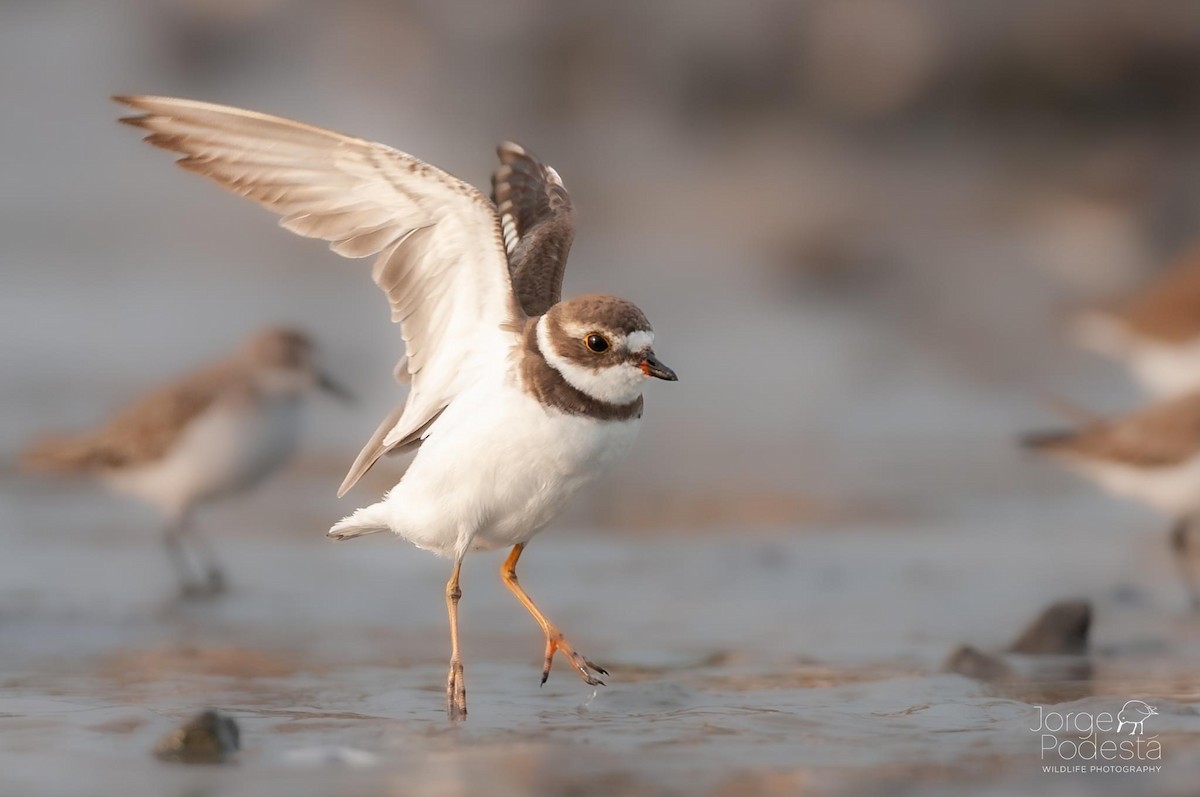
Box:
328;503;391;540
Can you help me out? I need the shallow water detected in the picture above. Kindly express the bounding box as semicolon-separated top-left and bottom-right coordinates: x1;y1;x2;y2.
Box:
4;476;1200;796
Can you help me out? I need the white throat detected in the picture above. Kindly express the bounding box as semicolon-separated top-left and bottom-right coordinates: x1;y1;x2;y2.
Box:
537;316;646;406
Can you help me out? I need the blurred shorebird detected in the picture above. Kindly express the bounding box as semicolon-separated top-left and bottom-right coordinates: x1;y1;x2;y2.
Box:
1023;393;1200;610
23;327;349;596
114;95;677;719
1072;247;1200;397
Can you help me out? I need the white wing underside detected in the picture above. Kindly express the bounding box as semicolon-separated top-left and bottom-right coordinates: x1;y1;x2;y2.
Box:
115;96;524;495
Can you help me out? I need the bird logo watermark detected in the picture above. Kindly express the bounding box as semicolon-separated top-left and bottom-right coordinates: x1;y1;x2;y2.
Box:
1031;701;1162;774
1116;700;1158;735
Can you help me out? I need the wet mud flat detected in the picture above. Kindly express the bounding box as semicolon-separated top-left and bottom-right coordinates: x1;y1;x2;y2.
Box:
3;486;1200;796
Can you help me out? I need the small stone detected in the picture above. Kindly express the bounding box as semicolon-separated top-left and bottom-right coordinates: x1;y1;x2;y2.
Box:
153;709;240;764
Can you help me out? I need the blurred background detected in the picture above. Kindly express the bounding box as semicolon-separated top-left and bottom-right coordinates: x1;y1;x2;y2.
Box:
5;2;1200;795
9;0;1200;524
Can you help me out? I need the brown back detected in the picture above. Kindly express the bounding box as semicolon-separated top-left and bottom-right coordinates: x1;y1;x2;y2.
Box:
22;361;241;474
1109;248;1200;343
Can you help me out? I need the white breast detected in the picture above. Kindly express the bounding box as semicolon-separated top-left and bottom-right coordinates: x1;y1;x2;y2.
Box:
1070;454;1200;516
1072;314;1200;397
1128;340;1200;397
374;376;642;558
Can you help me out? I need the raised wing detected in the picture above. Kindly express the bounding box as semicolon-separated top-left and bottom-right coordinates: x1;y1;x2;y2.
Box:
115;96;524;495
491;142;575;316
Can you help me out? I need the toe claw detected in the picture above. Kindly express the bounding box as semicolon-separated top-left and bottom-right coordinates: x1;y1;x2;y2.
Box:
538;628;607;689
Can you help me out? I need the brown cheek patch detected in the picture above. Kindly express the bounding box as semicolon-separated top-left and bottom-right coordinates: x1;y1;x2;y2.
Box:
547;316;605;370
520;319;644;420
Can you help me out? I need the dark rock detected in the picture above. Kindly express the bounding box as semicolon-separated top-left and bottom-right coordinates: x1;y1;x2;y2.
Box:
153;709;240;764
1008;600;1091;655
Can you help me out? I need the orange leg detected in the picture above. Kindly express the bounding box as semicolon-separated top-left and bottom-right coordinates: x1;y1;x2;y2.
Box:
500;543;608;686
445;560;467;719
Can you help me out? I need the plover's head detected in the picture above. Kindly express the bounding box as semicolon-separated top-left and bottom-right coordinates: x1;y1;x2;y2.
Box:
536;294;677;406
242;327;353;400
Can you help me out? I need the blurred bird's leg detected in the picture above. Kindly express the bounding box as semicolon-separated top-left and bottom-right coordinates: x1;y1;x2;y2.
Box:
168;510;225;598
1170;517;1200;612
445;559;467;719
163;514;204;597
187;525;227;595
500;543;608;687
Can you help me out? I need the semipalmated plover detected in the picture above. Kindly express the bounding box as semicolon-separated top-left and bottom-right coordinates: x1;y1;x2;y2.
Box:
114;96;678;718
1023;392;1200;609
23;327;347;596
1072;248;1200;396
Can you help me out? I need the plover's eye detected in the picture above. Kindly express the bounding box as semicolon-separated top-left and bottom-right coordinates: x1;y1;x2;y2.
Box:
584;334;609;353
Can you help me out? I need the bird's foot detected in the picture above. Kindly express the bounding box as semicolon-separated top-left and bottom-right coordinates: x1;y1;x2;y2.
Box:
177;569;226;601
205;568;227;595
541;627;607;687
178;581;217;601
446;658;467;720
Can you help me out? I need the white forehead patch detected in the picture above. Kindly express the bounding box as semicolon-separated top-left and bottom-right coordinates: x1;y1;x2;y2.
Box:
626;330;655;353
